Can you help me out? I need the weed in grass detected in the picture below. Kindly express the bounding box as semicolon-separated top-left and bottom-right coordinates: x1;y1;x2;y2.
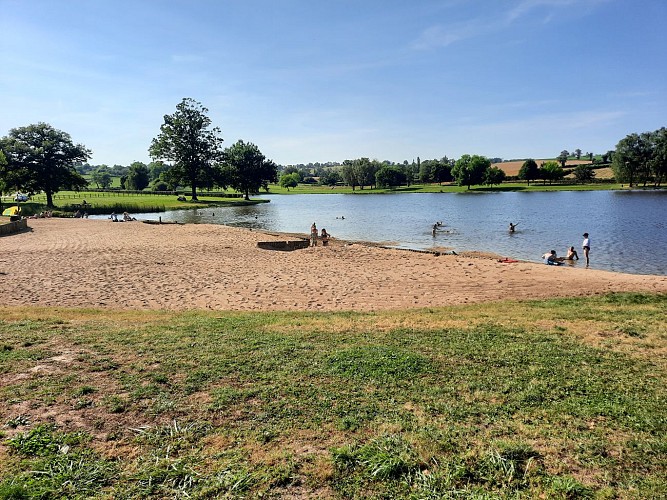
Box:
132;420;211;455
103;395;128;413
327;346;430;382
73;385;96;397
129;456;200;497
4;414;30;429
200;464;257;495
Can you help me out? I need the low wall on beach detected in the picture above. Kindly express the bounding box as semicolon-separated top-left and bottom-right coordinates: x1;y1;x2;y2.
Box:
257;240;310;251
0;218;28;236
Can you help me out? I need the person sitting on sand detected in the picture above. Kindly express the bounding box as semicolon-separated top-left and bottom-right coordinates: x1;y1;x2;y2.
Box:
564;246;579;260
542;250;560;265
321;228;330;246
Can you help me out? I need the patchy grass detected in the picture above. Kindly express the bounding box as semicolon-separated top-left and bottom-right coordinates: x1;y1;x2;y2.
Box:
0;293;665;498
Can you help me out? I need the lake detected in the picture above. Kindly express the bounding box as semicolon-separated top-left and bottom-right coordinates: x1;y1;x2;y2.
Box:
106;190;667;276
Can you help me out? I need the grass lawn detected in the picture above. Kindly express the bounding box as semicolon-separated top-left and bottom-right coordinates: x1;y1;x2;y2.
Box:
1;191;265;217
0;293;665;498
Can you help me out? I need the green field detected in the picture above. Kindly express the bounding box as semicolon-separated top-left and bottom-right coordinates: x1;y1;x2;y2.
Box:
0;191;266;217
1;293;665;498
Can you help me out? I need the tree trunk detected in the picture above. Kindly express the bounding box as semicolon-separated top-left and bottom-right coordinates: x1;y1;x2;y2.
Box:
190;185;198;200
46;191;54;208
244;189;250;201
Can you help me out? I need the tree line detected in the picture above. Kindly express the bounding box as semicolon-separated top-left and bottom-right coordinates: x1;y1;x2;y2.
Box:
0;98;279;207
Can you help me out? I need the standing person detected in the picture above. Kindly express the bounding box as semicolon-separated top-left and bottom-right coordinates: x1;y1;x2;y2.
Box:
582;233;590;266
509;222;518;233
310;223;318;247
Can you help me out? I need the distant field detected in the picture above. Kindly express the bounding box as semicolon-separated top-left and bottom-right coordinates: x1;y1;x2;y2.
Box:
492;159;593;177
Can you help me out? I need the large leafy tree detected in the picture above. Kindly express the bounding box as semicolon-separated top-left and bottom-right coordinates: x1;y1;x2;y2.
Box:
375;165;406;188
483;166;506;187
612;132;652;187
650;127;667;187
539;161;564;185
149;98;224;200
518;159;539;185
91;167;113;189
0;123;90;207
126;161;150;191
573;164;595;184
452;154;490;189
222;140;277;200
0;151;7;210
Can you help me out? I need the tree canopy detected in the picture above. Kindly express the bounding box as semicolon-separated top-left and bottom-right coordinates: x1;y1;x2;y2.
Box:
518;159;539;185
573;164;595;184
0;122;90;207
612;129;666;187
539;161;564;185
126;161;150;191
452;154;490;189
222;140;277;200
149;98;224;200
375;165;406;188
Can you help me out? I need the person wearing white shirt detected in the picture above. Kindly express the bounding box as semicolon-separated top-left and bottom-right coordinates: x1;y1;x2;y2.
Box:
582;233;590;266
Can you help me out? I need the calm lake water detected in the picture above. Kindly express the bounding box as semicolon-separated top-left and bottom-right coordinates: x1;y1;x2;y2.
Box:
109;191;667;276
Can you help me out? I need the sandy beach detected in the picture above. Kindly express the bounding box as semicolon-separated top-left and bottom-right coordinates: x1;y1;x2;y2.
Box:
1;218;665;311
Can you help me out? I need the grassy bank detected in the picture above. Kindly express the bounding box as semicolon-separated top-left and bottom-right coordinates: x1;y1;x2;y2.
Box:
1;191;267;217
0;293;665;498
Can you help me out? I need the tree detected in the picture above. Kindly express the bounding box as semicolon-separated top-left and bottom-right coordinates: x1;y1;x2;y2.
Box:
452;154;490;189
149;98;224;200
557;150;569;168
649;127;667;187
126;161;150;191
573;164;595;184
341;160;358;190
483;166;506;186
0;151;7;211
518;159;539;185
539;161;564;185
318;169;341;187
612;132;652;187
222;140;277;200
279;172;299;191
353;158;378;189
149;160;170;182
375;166;406;188
574;148;582;160
0;122;90;207
91;168;113;189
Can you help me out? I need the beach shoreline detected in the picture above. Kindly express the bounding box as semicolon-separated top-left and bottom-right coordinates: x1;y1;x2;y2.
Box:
1;218;665;311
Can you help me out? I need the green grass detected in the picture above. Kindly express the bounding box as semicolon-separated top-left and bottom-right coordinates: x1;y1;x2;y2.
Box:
0;293;665;498
1;191;267;216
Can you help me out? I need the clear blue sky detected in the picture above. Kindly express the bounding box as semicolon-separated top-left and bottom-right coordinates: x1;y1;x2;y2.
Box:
1;0;665;166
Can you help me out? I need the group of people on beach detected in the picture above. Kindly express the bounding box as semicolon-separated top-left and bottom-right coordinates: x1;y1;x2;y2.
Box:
310;223;330;247
542;233;591;267
109;212;136;222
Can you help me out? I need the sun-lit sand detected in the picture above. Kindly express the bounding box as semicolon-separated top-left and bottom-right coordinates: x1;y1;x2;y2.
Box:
1;218;665;311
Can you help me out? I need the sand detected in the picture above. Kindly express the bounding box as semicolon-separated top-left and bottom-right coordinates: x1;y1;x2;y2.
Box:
1;218;665;311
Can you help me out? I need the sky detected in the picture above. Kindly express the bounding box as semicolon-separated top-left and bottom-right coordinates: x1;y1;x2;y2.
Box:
1;0;665;167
